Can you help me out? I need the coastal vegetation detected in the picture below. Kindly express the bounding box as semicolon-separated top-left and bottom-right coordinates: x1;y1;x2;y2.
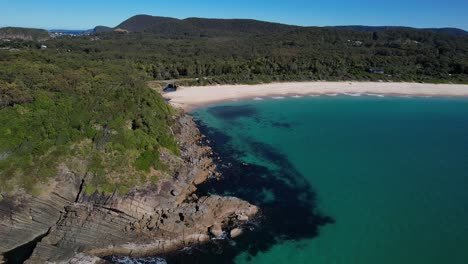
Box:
1;15;467;195
0;27;49;41
70;15;468;84
0;49;178;195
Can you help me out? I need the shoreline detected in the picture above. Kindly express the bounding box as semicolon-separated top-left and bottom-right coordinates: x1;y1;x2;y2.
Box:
0;115;258;263
162;81;468;111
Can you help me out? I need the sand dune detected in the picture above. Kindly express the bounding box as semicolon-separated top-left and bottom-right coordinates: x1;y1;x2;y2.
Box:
163;81;468;111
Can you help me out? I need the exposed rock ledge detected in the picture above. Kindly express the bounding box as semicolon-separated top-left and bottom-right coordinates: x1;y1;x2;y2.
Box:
0;115;258;263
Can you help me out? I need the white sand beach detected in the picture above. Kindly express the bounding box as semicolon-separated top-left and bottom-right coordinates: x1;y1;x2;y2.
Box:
163;81;468;111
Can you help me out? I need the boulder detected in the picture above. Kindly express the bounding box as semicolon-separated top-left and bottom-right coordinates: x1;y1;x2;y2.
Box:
209;224;224;237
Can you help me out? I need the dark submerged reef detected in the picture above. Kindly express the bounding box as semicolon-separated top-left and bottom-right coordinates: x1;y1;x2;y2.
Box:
150;105;334;264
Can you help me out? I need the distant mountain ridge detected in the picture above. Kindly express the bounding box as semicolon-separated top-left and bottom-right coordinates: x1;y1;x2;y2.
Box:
0;27;49;40
332;25;468;36
88;15;468;36
110;15;300;36
1;15;467;39
89;14;468;37
92;26;113;33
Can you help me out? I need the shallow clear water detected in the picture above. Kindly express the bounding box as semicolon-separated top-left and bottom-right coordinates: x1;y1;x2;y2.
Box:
113;95;468;264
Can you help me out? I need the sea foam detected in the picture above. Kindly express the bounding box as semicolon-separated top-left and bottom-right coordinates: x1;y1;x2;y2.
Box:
365;93;385;98
107;256;167;264
343;92;362;97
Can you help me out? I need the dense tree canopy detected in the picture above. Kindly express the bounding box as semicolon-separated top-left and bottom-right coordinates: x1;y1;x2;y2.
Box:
0;46;178;195
0;19;467;195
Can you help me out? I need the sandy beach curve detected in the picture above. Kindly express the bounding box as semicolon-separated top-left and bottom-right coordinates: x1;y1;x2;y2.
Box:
162;81;468;111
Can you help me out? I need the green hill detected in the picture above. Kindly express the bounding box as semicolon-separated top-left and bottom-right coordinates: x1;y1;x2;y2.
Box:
102;15;468;38
184;17;299;34
0;27;49;40
112;15;299;36
116;15;198;35
82;15;468;84
92;26;113;33
333;25;468;36
0;40;179;195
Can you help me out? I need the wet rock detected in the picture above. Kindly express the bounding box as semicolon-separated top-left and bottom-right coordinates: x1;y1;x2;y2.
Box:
230;228;243;238
209;224;223;237
237;214;249;221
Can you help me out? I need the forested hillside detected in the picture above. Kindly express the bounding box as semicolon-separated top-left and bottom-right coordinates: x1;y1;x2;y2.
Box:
114;15;300;36
1;15;468;195
71;16;468;84
332;26;468;36
0;47;179;195
0;27;49;41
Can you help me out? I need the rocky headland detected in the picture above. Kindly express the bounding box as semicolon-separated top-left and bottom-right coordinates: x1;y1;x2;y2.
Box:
0;115;258;263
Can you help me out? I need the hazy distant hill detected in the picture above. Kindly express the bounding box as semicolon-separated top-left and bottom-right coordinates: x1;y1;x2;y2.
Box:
184;17;299;34
333;26;468;36
94;15;468;37
92;26;114;33
423;28;468;36
108;14;299;36
0;27;49;40
115;15;198;35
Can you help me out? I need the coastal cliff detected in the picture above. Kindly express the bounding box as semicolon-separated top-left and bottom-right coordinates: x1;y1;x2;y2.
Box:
0;115;258;263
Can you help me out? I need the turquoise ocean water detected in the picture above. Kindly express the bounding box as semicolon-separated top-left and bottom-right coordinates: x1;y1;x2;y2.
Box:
190;95;468;264
111;95;468;264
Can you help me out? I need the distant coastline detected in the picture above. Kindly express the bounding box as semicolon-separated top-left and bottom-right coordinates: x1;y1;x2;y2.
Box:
163;81;468;111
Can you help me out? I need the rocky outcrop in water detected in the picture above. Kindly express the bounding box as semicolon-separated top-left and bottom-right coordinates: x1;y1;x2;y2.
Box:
0;115;258;263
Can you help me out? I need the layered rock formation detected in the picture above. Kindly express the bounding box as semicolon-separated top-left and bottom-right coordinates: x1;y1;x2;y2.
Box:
0;115;258;263
0;166;82;262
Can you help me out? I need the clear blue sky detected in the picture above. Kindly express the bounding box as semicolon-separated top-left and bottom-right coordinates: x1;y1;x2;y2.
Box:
1;0;467;30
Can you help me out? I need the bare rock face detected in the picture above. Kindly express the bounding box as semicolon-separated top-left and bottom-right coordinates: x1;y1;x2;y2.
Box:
0;167;81;256
26;194;257;262
0;115;258;263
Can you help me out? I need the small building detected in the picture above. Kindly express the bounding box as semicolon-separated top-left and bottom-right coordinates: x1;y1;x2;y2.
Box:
353;40;363;47
368;67;384;74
